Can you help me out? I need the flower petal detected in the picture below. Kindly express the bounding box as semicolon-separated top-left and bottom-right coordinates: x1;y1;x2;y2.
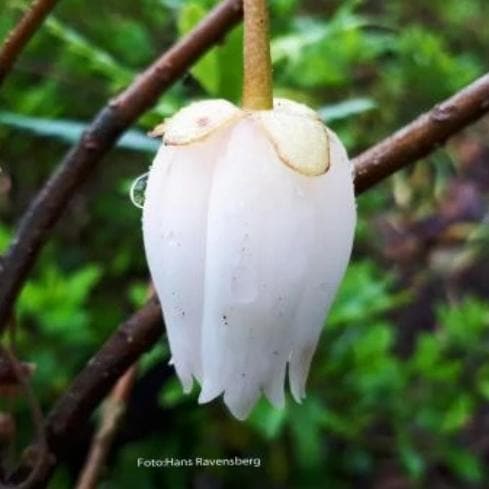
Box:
273;98;320;119
199;118;318;418
253;110;330;176
288;129;356;402
142;130;230;392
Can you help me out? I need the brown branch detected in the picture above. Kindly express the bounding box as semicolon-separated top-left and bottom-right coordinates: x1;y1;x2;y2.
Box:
0;0;61;86
74;364;138;489
353;73;489;193
0;0;243;332
48;300;161;451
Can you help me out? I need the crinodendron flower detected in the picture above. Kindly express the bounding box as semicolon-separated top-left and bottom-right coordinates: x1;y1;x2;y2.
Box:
139;0;356;420
142;97;356;419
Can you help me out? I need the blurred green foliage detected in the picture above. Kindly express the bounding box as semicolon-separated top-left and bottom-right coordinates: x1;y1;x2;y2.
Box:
1;0;489;487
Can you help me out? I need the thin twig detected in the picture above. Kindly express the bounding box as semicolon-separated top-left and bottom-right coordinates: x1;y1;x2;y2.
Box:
75;287;153;489
353;74;489;193
0;0;243;332
0;346;48;489
0;0;61;86
74;364;138;489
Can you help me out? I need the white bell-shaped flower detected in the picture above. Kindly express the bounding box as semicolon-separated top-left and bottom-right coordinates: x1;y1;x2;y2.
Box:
142;98;356;420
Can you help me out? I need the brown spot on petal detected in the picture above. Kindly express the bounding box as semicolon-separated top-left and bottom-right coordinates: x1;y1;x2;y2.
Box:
196;116;210;127
163;99;244;145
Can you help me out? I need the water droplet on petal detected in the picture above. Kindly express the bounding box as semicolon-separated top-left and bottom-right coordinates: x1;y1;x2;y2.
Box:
130;173;148;209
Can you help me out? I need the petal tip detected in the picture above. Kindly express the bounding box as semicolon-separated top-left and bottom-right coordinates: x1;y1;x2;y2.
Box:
198;381;223;404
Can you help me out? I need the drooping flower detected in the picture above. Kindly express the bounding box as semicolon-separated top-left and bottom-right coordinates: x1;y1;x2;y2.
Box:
142;98;356;419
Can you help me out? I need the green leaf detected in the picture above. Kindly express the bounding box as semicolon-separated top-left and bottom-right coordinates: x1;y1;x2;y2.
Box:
272;7;393;89
437;296;489;348
18;264;102;344
441;394;474;433
216;25;243;102
288;397;325;468
476;364;489;400
357;323;393;354
178;2;242;101
45;16;134;89
328;260;409;328
0;112;159;152
127;282;150;308
0;224;11;253
398;434;426;480
318;98;377;122
178;3;219;94
411;334;441;373
247;399;287;439
442;447;483;482
140;343;169;374
158;377;188;408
